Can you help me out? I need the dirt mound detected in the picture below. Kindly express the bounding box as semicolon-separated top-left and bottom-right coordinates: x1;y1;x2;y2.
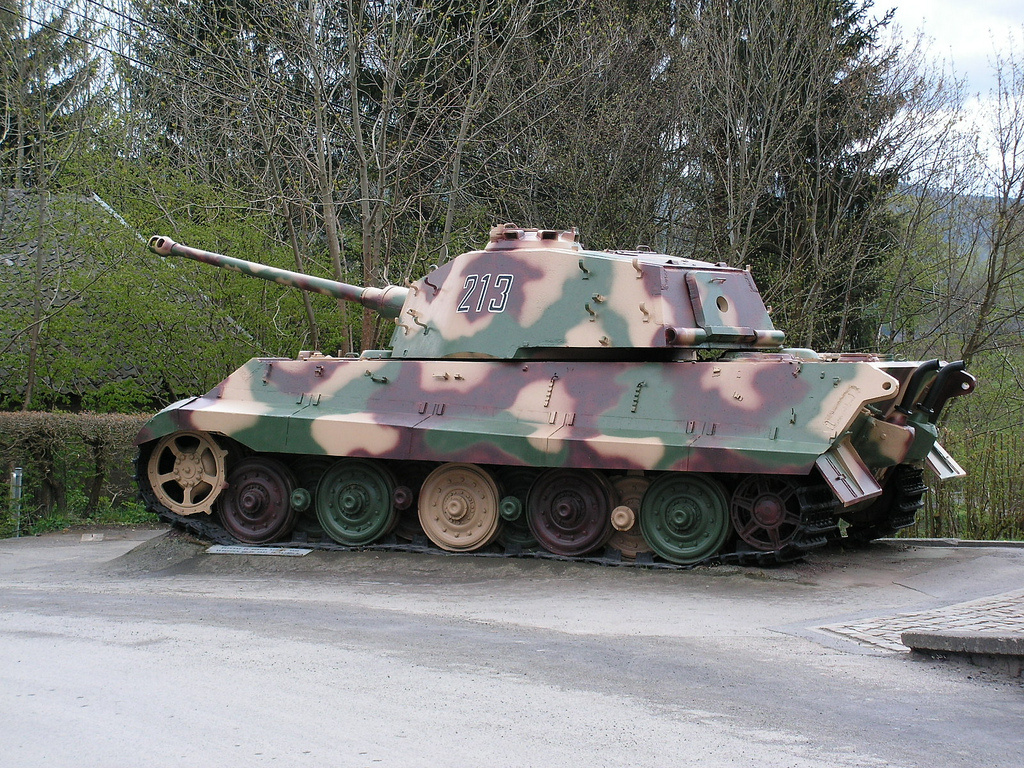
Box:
104;529;206;575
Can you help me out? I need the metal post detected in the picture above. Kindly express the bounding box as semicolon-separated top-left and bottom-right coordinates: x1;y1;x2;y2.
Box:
10;468;23;538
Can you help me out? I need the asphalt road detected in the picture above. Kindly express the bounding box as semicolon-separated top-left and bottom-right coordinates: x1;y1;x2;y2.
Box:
1;527;1022;767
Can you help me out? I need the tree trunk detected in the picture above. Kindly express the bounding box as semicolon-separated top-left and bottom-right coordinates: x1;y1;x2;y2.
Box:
22;188;46;411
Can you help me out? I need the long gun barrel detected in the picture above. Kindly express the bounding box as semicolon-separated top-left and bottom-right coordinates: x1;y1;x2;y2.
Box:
148;236;409;320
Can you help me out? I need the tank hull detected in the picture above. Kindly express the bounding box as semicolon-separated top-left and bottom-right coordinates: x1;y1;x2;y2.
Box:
136;228;974;565
138;354;905;476
136;352;952;564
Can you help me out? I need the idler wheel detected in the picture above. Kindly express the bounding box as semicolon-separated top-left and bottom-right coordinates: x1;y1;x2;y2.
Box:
729;475;802;551
219;457;298;544
639;473;730;564
527;469;614;557
418;463;501;551
608;475;653;559
145;431;228;516
316;458;398;546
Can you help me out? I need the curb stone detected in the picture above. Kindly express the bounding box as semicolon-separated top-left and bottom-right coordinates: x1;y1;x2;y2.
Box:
901;630;1024;677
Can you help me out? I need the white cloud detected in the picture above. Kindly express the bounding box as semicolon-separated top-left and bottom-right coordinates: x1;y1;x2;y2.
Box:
889;0;1024;95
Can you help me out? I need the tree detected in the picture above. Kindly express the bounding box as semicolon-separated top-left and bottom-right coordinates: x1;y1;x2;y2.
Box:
480;0;680;250
1;0;104;409
0;0;101;188
877;38;1024;436
123;0;620;350
668;0;921;350
958;47;1024;367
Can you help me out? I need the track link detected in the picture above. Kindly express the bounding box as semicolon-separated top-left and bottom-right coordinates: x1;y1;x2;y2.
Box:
846;464;927;544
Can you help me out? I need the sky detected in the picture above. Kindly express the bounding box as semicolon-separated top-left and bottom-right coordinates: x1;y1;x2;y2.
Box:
888;0;1023;95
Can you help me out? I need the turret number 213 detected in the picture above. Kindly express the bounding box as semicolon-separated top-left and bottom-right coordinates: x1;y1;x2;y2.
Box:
456;274;515;313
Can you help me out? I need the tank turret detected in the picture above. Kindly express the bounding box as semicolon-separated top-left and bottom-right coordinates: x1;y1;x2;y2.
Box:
136;226;976;568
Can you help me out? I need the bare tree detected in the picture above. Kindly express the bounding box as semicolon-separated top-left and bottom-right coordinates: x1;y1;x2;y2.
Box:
881;40;1024;366
668;0;929;350
126;0;605;351
958;47;1024;365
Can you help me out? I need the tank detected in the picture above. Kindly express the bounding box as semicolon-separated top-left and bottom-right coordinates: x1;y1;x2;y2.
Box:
135;225;976;565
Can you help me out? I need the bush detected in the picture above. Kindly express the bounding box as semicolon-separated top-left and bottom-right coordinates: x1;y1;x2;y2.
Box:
904;429;1024;541
0;411;156;536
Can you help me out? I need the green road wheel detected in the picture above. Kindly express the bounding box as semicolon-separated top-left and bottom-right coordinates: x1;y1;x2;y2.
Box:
640;473;730;564
316;459;398;546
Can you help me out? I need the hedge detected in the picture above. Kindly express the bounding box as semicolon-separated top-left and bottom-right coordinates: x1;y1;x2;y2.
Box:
0;412;151;532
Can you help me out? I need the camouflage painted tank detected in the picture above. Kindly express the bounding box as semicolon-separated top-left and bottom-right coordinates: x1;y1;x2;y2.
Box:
136;225;976;565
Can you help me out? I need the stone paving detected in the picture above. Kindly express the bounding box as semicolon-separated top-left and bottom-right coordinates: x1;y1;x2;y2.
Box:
820;589;1024;652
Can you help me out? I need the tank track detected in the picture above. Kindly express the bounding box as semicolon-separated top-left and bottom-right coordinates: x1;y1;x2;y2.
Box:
137;454;840;570
845;464;927;544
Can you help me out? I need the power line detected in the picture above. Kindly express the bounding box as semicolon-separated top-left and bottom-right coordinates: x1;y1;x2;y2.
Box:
8;4;243;104
81;0;163;36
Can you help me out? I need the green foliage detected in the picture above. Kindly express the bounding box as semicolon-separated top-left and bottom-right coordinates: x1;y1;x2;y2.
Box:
81;381;158;415
25;514;75;535
898;343;1024;540
91;499;155;526
0;411;152;536
0;186;267;408
0;504;157;538
906;427;1024;541
83;151;359;356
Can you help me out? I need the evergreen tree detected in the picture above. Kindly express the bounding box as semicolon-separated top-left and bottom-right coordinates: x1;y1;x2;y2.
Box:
1;0;101;189
672;0;906;350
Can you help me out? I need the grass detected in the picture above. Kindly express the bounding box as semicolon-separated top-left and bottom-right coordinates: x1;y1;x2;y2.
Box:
1;499;159;538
